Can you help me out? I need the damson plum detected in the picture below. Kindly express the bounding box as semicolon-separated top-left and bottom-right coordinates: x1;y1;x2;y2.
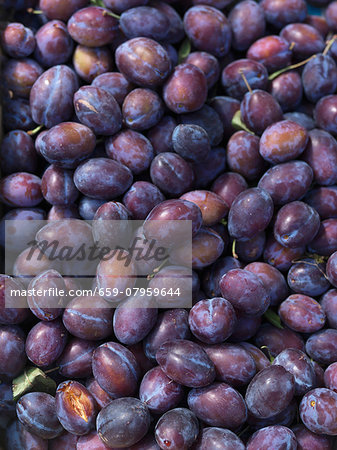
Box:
0;130;37;175
284;111;315;130
302;129;337;186
147;116;176;155
163;64;207;114
16;392;63;439
68;6;118;47
92;342;140;396
170;226;224;270
246;366;295;419
113;295;158;345
3;58;43;99
220;269;270;316
305;186;337;219
180;191;228;226
97;398;150;448
184;5;231;57
228;188;273;241
139;366;184;414
274;201;320;248
150;1;184;44
92;72;133;105
123;182;164;220
321;289;337;329
300;388;337;435
271;72;303;112
221;59;269;100
279;294;326;333
292;424;335;450
74;86;122;136
327;252;337;287
230;312;262;342
306;329;337;365
106;130;153;174
228;1;265;51
184;52;220;89
261;0;307;28
247;36;292;72
143;309;190;361
211;172;247;208
255;324;305;357
116;38;171;88
172;124;210;163
156;339;215;388
41;165;78;206
25;319;67;367
0;172;42;207
55;380;97;435
189;298;235;344
39;0;89;21
150;153;194;197
39;122;95;169
193;427;245;450
63;296;112;340
240;342;271;372
57;338;95;380
245;262;288;307
302;54;337;104
188;382;247;429
79;197;105;220
0;275;29;325
86;378;116;410
73;45;113;83
308;219;337;256
226;131;265;181
77;431;110;449
30;65;78;128
315;95;337;136
0;325;26;379
155;408;199;449
263;235;305;271
258;161;313;205
122;88;164;131
27;269;65;321
3;98;36;132
204;343;256;387
1;22;35;58
74;158;133;199
280;23;325;59
120;6;169;41
247;426;297;450
13;246;55;285
287;259;331;296
179;105;224;147
34;20;73;67
273;349;316;396
241;90;283;136
192;147;227;189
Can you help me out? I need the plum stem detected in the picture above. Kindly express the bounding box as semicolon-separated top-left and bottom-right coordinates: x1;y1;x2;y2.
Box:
239;70;252;94
323;34;337;56
27;8;43;14
232;240;238;259
27;124;44;136
268;54;317;81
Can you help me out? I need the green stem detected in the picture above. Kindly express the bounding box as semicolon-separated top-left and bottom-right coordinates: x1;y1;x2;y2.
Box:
268;54;317;81
27;124;44;136
232;240;238;259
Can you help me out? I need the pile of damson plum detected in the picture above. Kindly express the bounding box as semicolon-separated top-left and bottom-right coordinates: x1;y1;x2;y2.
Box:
1;0;337;448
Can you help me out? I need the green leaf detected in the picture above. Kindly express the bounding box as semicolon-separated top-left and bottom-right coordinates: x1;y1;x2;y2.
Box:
178;39;191;63
231;110;255;135
12;367;57;402
263;309;284;330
